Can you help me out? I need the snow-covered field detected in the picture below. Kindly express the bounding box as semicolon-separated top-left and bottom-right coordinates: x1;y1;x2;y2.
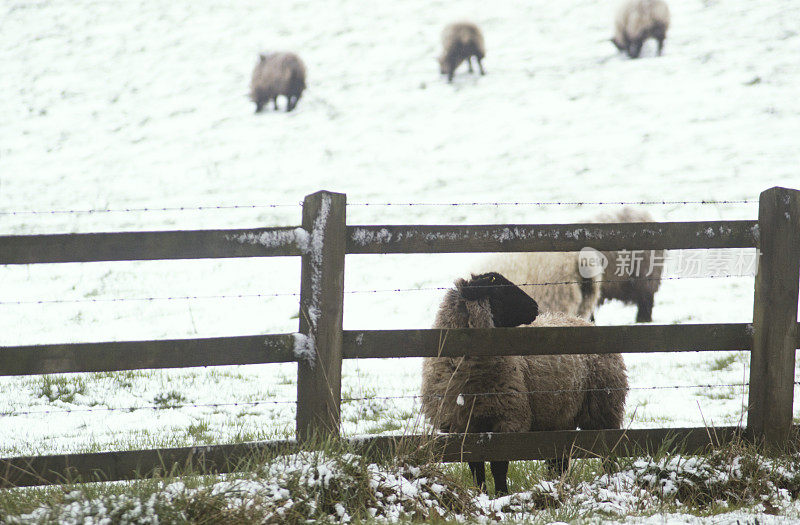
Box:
1;0;799;471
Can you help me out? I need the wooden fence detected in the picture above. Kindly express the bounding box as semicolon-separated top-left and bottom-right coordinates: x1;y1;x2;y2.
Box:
0;186;798;488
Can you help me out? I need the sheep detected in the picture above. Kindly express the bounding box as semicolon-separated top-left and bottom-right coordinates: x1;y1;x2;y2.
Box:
421;272;628;494
439;22;486;82
250;52;306;113
471;252;602;321
611;0;670;58
593;207;664;323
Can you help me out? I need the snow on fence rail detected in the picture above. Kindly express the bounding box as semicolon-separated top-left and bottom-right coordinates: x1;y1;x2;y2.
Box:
0;186;797;489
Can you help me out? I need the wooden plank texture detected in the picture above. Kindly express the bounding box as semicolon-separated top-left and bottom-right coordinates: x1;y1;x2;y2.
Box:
296;191;347;440
347;221;758;254
0;334;298;375
0;427;749;488
2;323;779;376
355;427;746;463
0;440;296;488
748;187;800;448
0;227;306;264
343;323;756;359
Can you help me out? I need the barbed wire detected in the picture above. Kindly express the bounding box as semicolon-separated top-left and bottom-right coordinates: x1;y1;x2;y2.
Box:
0;381;767;418
0;199;757;217
347;199;757;207
0;204;302;216
0;292;301;305
0;274;754;306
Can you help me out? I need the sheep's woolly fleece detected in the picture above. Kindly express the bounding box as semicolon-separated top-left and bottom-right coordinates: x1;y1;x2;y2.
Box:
8;450;800;523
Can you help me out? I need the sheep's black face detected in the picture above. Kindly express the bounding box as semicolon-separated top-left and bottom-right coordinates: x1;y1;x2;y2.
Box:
461;272;538;327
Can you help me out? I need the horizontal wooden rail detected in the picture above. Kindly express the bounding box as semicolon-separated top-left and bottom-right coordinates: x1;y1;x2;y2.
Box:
0;335;298;376
344;323;757;359
0;221;758;265
0;323;769;376
5;323;794;376
347;221;759;254
0;426;751;488
0;227;306;264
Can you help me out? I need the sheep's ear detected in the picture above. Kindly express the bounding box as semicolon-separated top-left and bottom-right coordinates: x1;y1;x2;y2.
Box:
459;274;493;301
259;53;267;62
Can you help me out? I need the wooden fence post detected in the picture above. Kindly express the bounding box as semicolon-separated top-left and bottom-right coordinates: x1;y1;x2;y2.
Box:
748;186;800;449
296;191;347;442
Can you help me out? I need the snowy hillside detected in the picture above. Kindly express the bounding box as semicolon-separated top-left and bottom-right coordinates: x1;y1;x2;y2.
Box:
0;0;799;457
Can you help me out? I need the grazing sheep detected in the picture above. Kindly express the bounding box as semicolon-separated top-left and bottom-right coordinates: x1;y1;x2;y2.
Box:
593;208;664;323
439;22;485;82
250;52;306;113
611;0;670;58
472;252;602;321
421;272;628;494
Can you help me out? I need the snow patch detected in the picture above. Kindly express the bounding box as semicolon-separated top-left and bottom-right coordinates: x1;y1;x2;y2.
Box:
351;227;393;246
293;333;315;364
229;227;310;252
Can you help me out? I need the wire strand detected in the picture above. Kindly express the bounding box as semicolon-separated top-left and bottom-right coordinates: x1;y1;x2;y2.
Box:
0;199;756;216
347;199;756;207
0;274;754;306
0;204;302;216
0;382;765;418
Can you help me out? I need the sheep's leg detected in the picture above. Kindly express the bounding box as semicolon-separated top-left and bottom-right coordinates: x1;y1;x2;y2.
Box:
490;461;509;495
627;39;643;59
287;96;295;112
469;462;486;491
657;38;665;56
635;294;654;323
272;98;278;111
477;57;485;75
466;56;474;73
254;101;265;113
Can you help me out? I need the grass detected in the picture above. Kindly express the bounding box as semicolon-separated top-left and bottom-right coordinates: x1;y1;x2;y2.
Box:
34;375;87;404
152;390;188;408
709;353;738;372
3;432;800;523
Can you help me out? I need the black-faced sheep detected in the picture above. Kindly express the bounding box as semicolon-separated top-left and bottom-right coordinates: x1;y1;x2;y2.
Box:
593;208;664;323
611;0;670;58
472;252;602;321
421;272;628;494
439;22;485;82
250;52;306;113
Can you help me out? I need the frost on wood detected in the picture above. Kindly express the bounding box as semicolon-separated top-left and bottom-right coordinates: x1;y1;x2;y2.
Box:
293;333;315;365
349;225;685;247
351;227;393;246
306;194;331;330
229;227;310;252
297;194;332;369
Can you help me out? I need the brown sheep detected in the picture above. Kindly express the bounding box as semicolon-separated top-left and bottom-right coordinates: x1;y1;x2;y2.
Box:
421;272;628;494
439;22;485;82
250;52;306;113
611;0;670;58
593;208;664;323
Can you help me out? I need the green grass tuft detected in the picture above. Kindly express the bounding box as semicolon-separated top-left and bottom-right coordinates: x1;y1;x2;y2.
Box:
35;375;87;404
